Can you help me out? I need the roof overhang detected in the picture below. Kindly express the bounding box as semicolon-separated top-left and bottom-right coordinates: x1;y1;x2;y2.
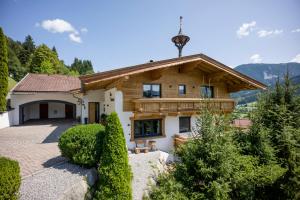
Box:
80;54;267;92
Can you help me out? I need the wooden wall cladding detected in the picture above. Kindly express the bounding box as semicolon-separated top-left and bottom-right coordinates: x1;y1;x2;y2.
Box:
119;65;230;112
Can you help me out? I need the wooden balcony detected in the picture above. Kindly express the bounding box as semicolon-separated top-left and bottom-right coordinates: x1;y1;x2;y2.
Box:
132;98;236;114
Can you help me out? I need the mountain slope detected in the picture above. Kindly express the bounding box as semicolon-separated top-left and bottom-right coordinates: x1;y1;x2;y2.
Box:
231;62;300;104
235;62;300;86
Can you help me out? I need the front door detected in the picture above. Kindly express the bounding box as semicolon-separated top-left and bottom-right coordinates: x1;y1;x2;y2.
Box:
39;103;48;119
88;102;99;123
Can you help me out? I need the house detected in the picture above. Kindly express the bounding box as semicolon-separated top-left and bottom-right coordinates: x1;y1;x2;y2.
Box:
8;54;266;152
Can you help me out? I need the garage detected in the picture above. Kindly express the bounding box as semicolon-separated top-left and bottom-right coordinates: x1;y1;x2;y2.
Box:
19;100;76;124
9;73;82;125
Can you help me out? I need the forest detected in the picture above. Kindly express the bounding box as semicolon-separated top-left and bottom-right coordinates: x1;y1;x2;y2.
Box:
6;34;94;82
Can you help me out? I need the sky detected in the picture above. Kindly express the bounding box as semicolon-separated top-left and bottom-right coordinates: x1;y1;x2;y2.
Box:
1;0;300;72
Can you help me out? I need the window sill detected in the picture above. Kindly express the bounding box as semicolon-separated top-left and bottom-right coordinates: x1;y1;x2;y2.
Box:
130;135;166;141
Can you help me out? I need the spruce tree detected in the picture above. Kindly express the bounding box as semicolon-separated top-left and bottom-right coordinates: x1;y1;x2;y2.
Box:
0;27;8;112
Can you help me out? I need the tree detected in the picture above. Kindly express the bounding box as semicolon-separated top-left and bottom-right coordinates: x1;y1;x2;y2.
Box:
30;44;60;73
19;35;35;66
40;60;55;74
236;74;300;199
52;46;58;56
70;57;94;75
0;27;8;112
94;112;132;199
147;111;285;200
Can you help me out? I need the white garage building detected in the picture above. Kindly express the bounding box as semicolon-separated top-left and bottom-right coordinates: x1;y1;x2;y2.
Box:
10;73;81;125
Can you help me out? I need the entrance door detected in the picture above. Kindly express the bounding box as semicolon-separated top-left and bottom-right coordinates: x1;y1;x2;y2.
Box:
88;102;99;123
39;103;48;119
65;104;74;119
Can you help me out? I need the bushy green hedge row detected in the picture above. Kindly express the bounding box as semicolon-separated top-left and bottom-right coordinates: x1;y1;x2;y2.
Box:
58;124;105;167
0;157;21;200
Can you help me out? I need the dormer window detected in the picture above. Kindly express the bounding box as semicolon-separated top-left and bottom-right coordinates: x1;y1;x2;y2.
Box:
201;85;214;98
143;84;161;98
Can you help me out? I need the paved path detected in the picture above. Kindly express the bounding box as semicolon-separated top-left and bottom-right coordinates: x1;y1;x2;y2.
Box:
0;119;74;177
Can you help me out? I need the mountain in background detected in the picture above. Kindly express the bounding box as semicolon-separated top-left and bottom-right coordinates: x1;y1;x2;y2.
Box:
231;62;300;104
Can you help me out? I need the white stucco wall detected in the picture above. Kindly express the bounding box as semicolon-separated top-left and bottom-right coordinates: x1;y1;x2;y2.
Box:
113;89;198;152
81;89;105;123
10;92;81;125
104;88;116;115
48;102;65;118
0;112;13;129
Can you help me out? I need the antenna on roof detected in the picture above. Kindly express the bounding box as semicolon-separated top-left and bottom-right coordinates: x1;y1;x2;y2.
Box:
171;16;190;58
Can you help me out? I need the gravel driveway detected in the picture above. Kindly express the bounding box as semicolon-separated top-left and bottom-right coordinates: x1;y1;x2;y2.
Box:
0;119;74;177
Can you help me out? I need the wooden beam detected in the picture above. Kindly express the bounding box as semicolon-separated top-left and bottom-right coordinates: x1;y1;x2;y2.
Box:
150;68;167;80
208;71;227;82
179;63;197;73
105;76;129;90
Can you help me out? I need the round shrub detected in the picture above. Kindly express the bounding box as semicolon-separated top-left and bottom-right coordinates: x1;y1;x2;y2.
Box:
0;157;21;200
58;124;105;167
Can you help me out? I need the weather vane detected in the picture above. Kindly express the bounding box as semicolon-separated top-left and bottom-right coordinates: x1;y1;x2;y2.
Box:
171;16;190;58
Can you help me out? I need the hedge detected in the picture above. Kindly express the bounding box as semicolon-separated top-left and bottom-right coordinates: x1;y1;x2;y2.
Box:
58;124;105;167
94;112;132;199
0;157;21;200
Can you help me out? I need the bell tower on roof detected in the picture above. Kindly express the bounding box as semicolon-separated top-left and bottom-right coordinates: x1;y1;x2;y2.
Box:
171;16;190;58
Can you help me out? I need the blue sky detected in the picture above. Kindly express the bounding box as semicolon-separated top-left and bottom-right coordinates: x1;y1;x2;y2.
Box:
1;0;300;72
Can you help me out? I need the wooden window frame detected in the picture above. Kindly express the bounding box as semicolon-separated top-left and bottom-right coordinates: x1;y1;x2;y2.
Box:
200;85;214;98
179;116;191;133
142;83;161;98
178;84;186;96
130;115;166;141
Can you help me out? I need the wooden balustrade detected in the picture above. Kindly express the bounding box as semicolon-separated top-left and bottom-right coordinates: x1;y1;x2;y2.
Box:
133;98;235;114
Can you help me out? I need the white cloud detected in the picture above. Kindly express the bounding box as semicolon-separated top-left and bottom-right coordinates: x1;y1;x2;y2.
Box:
237;21;256;38
291;54;300;63
292;28;300;33
41;19;76;33
38;19;85;43
69;33;82;43
250;54;262;63
257;29;283;37
80;28;88;33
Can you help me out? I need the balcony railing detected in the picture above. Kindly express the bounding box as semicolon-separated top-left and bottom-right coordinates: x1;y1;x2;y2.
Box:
132;98;236;114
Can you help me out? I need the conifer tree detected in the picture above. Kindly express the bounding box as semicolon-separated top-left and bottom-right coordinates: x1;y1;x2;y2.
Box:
0;27;8;112
95;112;132;199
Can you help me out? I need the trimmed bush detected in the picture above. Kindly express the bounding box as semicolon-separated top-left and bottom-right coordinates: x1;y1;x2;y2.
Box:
58;124;105;167
94;112;132;200
0;157;21;200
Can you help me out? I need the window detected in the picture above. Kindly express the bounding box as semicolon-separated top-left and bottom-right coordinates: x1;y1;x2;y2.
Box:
178;84;186;96
143;84;161;98
179;116;191;133
201;86;214;98
134;119;162;138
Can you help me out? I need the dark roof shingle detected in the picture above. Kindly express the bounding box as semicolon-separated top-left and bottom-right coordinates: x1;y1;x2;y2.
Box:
13;73;81;92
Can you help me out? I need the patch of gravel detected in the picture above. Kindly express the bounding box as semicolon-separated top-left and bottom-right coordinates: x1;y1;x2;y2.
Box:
20;162;96;200
129;151;172;200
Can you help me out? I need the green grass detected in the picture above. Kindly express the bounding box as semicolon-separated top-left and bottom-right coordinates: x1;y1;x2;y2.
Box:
8;77;17;92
